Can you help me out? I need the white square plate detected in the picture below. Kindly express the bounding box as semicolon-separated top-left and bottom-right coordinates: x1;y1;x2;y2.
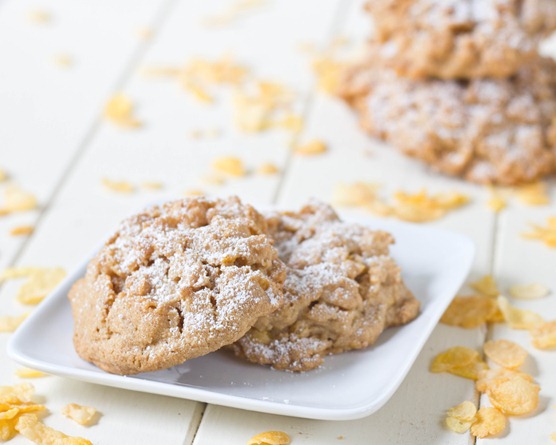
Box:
8;213;474;421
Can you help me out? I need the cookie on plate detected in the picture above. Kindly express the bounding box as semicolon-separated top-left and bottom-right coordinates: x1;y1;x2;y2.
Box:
231;201;420;372
366;0;556;79
69;197;287;375
339;56;556;185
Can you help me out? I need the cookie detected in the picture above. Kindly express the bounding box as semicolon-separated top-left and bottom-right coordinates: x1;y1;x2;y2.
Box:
231;201;420;372
366;0;556;79
69;197;287;375
339;56;556;185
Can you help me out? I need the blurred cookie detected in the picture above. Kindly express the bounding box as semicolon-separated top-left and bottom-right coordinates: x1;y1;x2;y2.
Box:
339;56;556;185
231;201;419;372
366;0;556;79
69;197;286;375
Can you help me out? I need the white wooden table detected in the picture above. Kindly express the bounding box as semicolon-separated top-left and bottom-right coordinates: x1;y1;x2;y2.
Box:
1;0;555;443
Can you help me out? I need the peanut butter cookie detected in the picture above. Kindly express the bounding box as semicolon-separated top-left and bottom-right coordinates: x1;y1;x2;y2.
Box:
231;201;420;371
69;197;286;375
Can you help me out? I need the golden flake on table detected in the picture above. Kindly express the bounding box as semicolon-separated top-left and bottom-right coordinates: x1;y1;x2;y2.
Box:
16;414;92;445
522;216;556;248
332;183;469;222
0;167;7;182
483;339;527;369
530;320;556;350
140;181;164;191
514;181;550;206
470;275;500;298
430;346;488;380
183;188;205;197
212;156;246;177
1;184;38;214
497;296;544;330
445;401;476;433
202;0;267;28
0;313;29;333
1;266;66;305
312;56;345;94
294;139;327;156
257;163;279;175
200;172;226;186
53;53;74;68
441;295;499;328
15;368;47;379
487;188;507;212
104;93;142;128
477;368;539;416
188;128;222;139
9;225;34;237
135;26;154;41
102;178;135;193
0;383;45;441
470;407;507;438
27;9;51;24
247;430;291;445
509;283;550;300
62;403;98;426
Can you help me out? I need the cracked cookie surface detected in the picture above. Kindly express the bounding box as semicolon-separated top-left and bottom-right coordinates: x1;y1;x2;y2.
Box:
69;196;286;375
231;201;420;372
339;56;556;185
366;0;556;79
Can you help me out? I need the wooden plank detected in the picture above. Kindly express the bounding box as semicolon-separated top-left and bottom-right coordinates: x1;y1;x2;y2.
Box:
477;181;556;444
0;0;169;270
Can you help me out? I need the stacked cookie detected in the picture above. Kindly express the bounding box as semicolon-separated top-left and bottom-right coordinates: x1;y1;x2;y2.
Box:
69;197;419;375
340;0;556;185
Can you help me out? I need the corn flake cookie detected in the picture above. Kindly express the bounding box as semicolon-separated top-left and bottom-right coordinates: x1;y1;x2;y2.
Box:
365;0;556;79
69;197;286;375
231;201;419;371
340;56;556;186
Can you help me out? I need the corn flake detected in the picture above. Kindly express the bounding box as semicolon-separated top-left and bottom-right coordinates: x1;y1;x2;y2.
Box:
102;178;135;194
0;313;29;332
16;267;66;305
509;283;550;300
522;216;556;248
470;275;500;298
257;163;279;175
212;156;246;177
247;430;291;445
9;225;34;237
514;182;550;206
441;295;499;328
1;184;38;214
0;168;7;182
430;346;488;380
484;339;527;369
16;414;92;445
62;404;98;426
486;374;539;415
294;140;327;156
16;368;47;379
487;188;507;212
53;54;74;68
470;407;507;438
530;320;556;350
140;181;164;191
104;94;142;128
497;296;544;330
27;10;51;24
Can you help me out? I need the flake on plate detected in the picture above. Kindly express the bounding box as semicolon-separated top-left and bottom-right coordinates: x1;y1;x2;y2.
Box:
483;339;527;369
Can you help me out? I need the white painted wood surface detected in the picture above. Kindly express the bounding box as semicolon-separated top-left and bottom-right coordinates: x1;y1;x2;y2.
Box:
1;0;555;444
